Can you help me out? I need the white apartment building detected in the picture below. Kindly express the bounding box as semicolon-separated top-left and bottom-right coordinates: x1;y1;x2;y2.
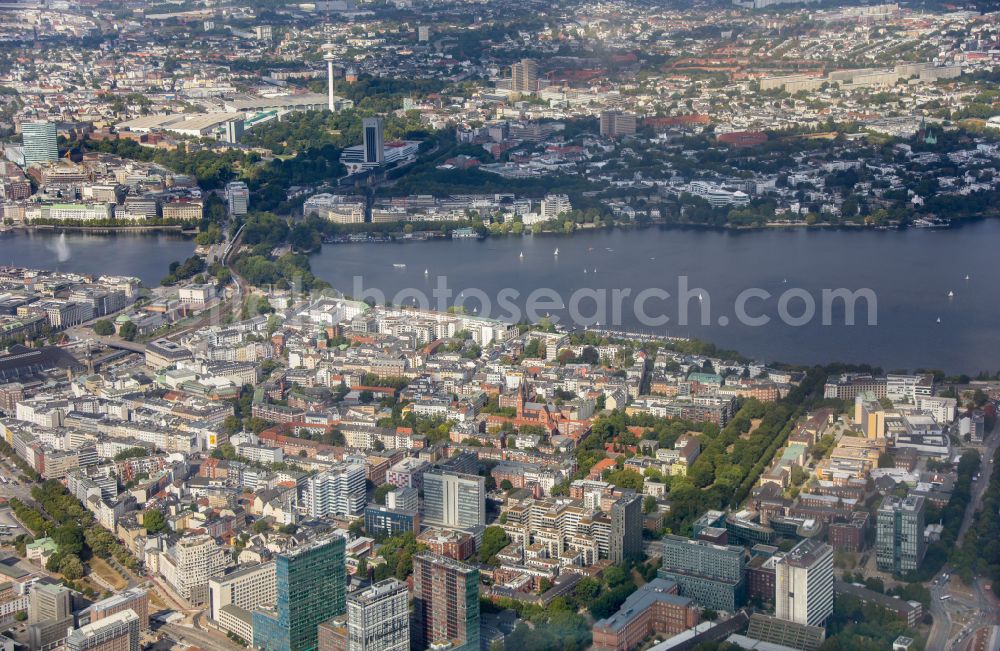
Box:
302;461;367;517
774;539;834;627
540;193;571;220
160;534;229;605
345;578;409;651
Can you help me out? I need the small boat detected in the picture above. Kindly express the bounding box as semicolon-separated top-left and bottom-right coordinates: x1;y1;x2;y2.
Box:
593;268;597;273
554;248;559;256
584;269;588;274
424;268;429;275
698;293;704;301
519;251;524;259
965;274;970;280
782;278;787;284
936;317;942;324
948;290;954;298
393;263;406;269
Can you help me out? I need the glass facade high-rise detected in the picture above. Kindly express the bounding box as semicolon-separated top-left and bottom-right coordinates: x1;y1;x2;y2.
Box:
411;552;479;651
422;470;485;529
609;494;643;563
362;118;384;166
876;494;926;573
658;534;746;612
254;534;347;651
21;120;58;165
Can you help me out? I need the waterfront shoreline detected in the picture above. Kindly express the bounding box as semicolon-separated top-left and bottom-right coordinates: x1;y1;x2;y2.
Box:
11;224;196;235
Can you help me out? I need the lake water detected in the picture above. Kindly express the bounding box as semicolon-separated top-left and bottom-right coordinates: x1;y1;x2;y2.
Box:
310;221;1000;374
0;231;193;286
0;225;994;373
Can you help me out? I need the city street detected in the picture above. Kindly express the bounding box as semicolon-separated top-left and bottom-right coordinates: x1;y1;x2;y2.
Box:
927;417;1000;651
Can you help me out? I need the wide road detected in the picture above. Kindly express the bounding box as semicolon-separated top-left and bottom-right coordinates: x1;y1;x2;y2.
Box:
927;417;1000;651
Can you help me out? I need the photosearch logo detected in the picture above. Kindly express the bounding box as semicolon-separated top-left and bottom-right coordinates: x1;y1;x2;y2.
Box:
348;275;879;329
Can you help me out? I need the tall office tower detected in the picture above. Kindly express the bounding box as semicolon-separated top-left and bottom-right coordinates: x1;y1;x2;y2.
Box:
599;111;637;139
774;539;834;627
302;461;367;517
342;578;410;651
609;494;643;563
65;609;140;651
88;587;150;630
223;119;244;144
417;25;431;42
658;534;747;612
253;534;347;651
510;58;538;93
876;494;926;573
21;120;58;165
28;583;73;651
226;181;249;216
323;44;337;111
422;470;485;529
362;117;385;166
412;552;479;651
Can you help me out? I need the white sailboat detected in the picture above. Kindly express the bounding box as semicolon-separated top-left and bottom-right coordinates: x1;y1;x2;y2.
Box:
948;290;954;298
554;248;559;256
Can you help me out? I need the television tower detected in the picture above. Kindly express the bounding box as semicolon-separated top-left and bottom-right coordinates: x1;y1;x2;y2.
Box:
322;43;337;111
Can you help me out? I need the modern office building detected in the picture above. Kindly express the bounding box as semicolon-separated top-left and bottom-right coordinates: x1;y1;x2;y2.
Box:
28;582;73;651
302;461;367;517
363;117;385;166
226;181;250;216
21;121;58;165
253;534;347;651
209;562;277;643
364;505;420;537
599;111;637;139
510;59;539;93
386;487;419;512
325;578;410;651
422;470;485;529
658;534;746;612
65;609;140;651
876;495;926;573
774;539;834;627
411;552;479;651
609;494;643;563
87;587;150;630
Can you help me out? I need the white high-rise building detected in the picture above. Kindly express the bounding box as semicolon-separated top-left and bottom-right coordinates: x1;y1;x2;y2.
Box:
21;121;58;165
226;181;249;216
302;461;367;517
161;534;230;605
422;470;485;529
540;194;571;220
346;578;409;651
774;539;834;627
